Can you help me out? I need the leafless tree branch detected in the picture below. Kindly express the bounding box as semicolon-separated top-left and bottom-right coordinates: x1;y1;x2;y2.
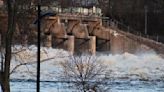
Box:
59;55;110;92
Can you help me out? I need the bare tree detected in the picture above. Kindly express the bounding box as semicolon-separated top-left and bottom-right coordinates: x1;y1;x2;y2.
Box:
0;0;57;91
0;0;17;91
97;0;110;16
59;55;110;92
0;0;36;91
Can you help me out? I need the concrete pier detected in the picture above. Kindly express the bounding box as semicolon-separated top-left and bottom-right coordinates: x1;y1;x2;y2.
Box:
66;36;75;54
110;33;125;54
0;14;164;55
89;36;96;54
43;35;52;47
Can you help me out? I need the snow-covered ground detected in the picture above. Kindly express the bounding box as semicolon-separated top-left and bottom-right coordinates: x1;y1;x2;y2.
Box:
1;45;164;92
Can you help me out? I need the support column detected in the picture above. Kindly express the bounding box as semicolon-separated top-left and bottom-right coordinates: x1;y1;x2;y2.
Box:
44;35;52;47
67;36;74;55
110;34;125;54
89;36;96;54
23;34;28;46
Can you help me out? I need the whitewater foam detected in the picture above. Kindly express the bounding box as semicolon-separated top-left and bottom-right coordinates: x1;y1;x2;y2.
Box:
8;45;164;81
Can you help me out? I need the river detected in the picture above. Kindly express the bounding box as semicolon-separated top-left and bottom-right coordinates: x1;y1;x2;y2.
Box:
1;45;164;92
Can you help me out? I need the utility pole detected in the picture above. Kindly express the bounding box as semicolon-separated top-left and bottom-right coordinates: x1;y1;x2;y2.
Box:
144;5;148;34
37;0;41;92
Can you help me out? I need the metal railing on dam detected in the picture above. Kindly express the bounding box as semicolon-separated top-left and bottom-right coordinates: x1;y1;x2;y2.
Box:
104;18;164;43
102;18;164;54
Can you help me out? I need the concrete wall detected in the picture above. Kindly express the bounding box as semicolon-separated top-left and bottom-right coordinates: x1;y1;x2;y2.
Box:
1;14;163;55
112;28;164;55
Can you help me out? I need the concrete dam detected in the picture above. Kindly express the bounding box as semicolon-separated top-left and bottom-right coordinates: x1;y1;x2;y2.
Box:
0;14;164;55
41;14;164;55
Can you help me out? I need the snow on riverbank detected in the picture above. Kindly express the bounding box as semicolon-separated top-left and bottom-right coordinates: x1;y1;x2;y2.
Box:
9;45;164;81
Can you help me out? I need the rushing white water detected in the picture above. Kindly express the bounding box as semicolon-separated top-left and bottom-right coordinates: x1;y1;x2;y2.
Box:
10;45;70;80
2;45;164;92
98;52;164;81
10;45;164;81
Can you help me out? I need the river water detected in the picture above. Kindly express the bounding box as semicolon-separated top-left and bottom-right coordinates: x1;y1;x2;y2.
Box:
1;45;164;92
10;80;164;92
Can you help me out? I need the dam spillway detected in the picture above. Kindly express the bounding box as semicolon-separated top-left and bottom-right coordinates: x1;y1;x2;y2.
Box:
0;14;164;55
41;15;111;54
